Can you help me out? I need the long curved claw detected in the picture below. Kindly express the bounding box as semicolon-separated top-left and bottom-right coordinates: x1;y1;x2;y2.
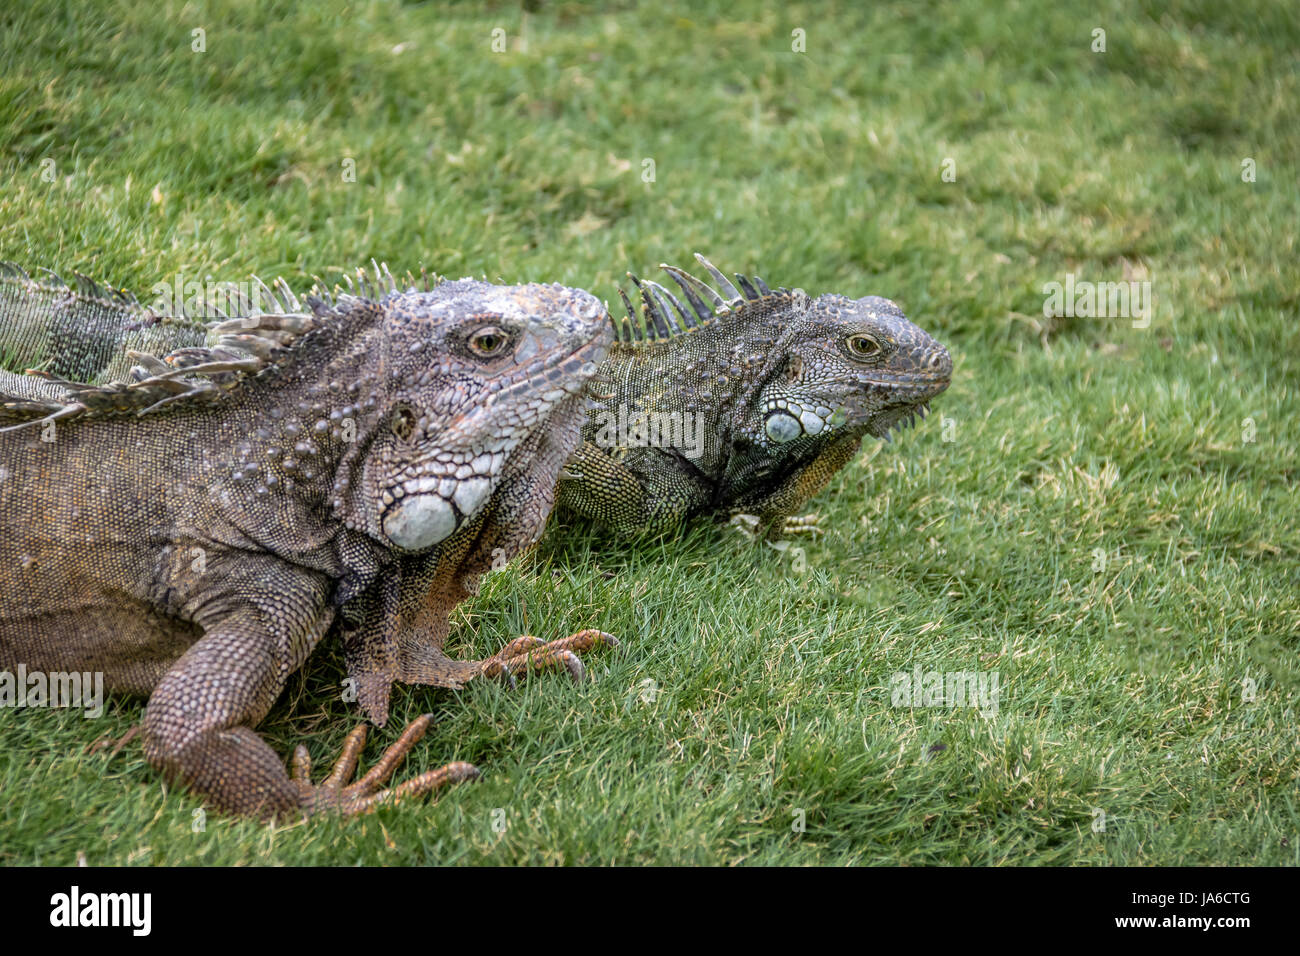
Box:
85;723;142;759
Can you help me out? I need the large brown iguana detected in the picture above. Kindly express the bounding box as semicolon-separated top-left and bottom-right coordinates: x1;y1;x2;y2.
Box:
0;265;615;819
555;255;953;538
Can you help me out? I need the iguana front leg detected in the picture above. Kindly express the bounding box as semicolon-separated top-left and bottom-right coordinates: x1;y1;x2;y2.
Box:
144;602;473;819
557;440;705;536
730;432;864;540
343;554;619;725
390;592;619;697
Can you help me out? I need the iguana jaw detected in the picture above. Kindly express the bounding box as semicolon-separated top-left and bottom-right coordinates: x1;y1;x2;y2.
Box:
378;344;602;552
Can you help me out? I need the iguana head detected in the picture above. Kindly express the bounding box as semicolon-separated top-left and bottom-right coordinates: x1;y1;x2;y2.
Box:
349;280;611;553
752;292;951;447
610;255;951;453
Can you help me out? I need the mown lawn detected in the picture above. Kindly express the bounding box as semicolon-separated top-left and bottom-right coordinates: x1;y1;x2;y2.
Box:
0;0;1296;865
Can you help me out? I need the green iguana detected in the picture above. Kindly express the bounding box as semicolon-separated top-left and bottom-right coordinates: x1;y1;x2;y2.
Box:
555;255;952;538
0;265;615;819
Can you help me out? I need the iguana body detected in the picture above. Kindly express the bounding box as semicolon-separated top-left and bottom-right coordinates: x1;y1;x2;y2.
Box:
556;255;953;538
0;266;613;819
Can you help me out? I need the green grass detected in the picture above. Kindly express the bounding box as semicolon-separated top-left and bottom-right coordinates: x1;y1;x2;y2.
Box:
1;0;1297;865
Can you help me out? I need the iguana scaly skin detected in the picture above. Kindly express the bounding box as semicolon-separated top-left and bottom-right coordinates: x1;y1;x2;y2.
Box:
0;261;216;384
0;266;614;819
556;255;952;538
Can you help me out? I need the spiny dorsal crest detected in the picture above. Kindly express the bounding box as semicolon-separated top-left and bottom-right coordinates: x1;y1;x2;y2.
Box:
306;259;442;310
613;253;808;345
0;260;299;328
0;261;454;434
1;260;149;314
0;263;408;433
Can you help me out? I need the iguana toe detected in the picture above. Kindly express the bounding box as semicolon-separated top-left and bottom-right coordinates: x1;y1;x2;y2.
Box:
782;513;824;537
482;629;619;684
728;513;763;539
295;715;480;816
85;723;142;759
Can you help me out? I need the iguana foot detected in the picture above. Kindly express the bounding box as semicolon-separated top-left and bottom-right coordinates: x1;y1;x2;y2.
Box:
291;715;479;816
481;629;619;685
729;512;823;540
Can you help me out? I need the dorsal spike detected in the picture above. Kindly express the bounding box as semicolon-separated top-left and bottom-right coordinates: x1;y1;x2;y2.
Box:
616;289;637;340
72;272;104;299
218;282;251;318
624;276;653;340
32;267;68;291
629;275;671;339
308;276;332;309
735;275;760;300
273;277;301;312
643;280;690;332
660;265;715;320
125;350;171;378
693;254;741;301
251;276;279;313
642;289;673;338
0;402;88;435
672;263;726;308
0;261;33;284
110;283;138;307
754;276;772;295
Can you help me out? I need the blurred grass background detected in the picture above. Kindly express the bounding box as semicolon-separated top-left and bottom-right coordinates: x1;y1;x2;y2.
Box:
0;0;1296;864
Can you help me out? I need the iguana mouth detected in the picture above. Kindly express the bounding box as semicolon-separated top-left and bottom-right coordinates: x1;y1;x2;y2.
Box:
869;400;935;441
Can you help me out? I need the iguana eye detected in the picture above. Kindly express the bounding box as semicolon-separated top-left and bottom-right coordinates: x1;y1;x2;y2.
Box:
846;334;881;358
468;326;509;357
390;404;417;442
